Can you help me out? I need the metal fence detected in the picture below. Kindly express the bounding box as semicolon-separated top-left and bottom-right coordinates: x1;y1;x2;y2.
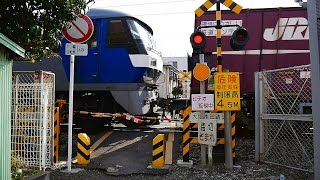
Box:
11;71;55;170
255;64;313;172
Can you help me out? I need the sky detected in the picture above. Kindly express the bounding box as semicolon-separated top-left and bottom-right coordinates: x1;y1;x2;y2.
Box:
89;0;300;57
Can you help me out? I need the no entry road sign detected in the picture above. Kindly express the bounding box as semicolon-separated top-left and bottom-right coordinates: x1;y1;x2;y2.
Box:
63;14;94;44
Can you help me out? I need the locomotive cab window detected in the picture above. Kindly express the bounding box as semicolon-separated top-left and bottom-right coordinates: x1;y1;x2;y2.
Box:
107;19;129;45
86;24;98;48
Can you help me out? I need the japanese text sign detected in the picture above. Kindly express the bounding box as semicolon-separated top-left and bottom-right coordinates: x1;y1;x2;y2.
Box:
214;72;241;111
198;119;217;145
190;112;200;123
190;112;224;124
205;113;224;124
191;94;214;111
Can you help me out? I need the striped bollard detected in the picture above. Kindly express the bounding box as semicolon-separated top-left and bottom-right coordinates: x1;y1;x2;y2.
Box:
231;111;236;160
54;107;60;164
152;134;165;168
177;105;193;167
77;133;90;165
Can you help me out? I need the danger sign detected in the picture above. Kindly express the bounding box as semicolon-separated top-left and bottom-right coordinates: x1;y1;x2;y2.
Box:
214;72;241;111
63;14;94;43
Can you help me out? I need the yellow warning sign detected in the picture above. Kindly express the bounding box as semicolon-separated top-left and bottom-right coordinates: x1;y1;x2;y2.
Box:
214;72;240;111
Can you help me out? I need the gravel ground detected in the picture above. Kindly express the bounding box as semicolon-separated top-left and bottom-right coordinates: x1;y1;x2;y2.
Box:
50;132;314;180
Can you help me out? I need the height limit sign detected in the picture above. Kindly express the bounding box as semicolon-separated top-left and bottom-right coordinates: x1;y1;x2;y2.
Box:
214;72;240;111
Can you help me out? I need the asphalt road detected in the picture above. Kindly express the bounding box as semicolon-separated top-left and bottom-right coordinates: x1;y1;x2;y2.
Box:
51;125;183;179
88;129;181;175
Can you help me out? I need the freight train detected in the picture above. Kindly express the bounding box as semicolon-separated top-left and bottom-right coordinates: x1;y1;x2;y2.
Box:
13;8;179;128
189;7;310;129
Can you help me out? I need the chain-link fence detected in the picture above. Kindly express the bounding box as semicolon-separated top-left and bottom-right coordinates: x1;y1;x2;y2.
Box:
255;64;313;172
11;71;55;170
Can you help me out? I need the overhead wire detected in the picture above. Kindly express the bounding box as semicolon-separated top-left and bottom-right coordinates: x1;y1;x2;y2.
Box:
88;0;198;17
93;0;195;8
133;11;195;17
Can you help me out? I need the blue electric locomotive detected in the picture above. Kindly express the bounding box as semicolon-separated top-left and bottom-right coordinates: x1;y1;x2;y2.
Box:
12;8;165;128
59;8;164;117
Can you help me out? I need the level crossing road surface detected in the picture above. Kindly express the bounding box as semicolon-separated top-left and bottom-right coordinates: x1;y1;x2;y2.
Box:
53;121;183;178
88;129;181;175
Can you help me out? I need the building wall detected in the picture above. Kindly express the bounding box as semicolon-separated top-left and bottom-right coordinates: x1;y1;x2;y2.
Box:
157;64;179;99
0;48;12;180
163;57;188;71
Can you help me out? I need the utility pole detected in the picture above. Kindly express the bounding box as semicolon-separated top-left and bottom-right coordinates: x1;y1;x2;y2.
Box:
307;0;320;178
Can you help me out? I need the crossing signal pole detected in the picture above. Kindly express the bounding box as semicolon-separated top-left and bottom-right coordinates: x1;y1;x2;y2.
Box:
216;0;222;72
190;30;210;166
194;0;247;170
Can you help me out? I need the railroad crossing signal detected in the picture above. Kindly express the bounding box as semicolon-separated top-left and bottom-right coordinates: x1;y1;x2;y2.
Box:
195;0;243;17
230;27;249;51
190;30;207;53
179;71;192;81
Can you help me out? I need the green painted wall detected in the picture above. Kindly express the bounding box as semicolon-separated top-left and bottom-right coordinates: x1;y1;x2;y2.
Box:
0;48;12;180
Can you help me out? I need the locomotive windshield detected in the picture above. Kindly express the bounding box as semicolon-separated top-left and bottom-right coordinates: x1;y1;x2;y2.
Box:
127;19;160;55
106;17;160;55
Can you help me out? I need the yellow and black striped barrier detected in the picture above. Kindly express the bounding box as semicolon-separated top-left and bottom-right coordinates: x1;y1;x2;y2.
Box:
54;107;60;164
77;133;91;165
190;122;198;144
216;111;236;159
152;134;165;168
182;106;192;162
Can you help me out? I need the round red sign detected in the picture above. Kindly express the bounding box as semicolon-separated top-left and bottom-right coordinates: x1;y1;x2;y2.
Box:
62;14;94;44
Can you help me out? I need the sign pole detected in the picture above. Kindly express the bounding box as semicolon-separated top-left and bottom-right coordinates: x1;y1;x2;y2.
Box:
199;53;207;166
224;111;232;169
67;53;75;172
61;14;93;173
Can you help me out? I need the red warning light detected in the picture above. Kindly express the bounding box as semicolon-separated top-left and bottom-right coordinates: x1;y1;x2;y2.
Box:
190;31;206;53
194;35;203;44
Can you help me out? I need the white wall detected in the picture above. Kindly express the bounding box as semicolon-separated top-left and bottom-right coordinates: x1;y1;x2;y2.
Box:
162;57;188;71
157;64;179;99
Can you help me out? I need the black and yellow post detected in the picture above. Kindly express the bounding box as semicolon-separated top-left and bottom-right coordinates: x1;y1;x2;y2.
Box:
177;105;193;167
216;0;222;73
182;106;192;162
215;112;236;160
190;122;198;144
231;112;236;159
216;123;225;145
77;133;90;165
152;134;165;168
54;107;60;164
